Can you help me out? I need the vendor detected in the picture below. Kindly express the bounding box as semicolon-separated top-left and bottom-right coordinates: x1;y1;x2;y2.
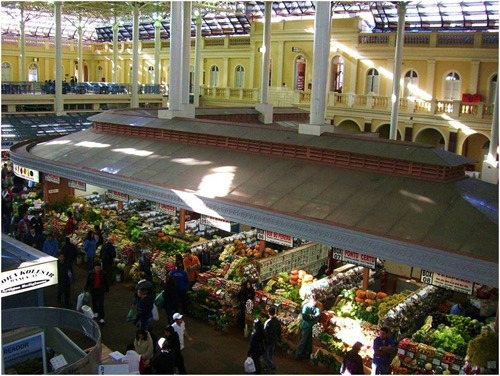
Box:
450;302;466;316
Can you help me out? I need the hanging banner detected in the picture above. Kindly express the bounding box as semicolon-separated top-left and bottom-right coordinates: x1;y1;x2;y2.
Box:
44;174;60;184
153;203;176;216
420;270;474;295
200;215;231;232
107;190;129;202
68;180;86;192
13;164;39;183
257;230;293;247
331;247;376;269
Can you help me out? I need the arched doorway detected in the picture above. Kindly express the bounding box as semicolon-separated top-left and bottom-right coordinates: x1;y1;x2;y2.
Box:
444;71;461;100
336;120;361;133
28;63;38;82
2;62;12;81
330;55;344;93
210;65;219;87
366;68;379;94
376;124;402;140
235;65;245;88
462;133;490;171
415;128;446;149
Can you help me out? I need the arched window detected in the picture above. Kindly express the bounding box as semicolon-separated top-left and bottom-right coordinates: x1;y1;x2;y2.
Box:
97;65;104;82
235;65;245;88
330;56;344;92
403;70;418;98
294;55;306;91
488;74;497;104
1;62;12;81
210;65;219;87
28;63;38;82
444;71;461;100
365;68;379;94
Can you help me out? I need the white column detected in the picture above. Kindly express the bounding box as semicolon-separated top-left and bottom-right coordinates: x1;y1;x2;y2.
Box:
77;26;83;83
469;61;480;94
389;2;406;140
255;1;273;123
19;16;26;82
159;1;182;117
154;20;161;85
194;15;202;107
131;4;140;108
481;82;499;183
181;1;191;105
112;21;119;83
299;1;332;135
54;1;64;115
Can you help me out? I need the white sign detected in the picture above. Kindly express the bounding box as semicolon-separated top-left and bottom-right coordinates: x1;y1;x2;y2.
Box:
48;189;59;194
13;164;39;183
153;203;176;216
0;261;58;297
68;180;86;191
3;332;47;374
200;215;231;232
420;270;474;295
107;190;129;202
44;174;60;184
331;247;376;269
257;230;293;247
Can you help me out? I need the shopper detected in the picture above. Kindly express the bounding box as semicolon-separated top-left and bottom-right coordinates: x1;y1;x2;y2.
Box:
183;250;201;289
82;230;96;272
25;225;44;251
151;338;176;374
372;327;396;375
164;324;187;374
134;287;155;332
263;306;282;372
450;302;466;316
169;261;189;313
94;224;104;247
134;329;154;363
172;313;192;350
248;319;266;374
295;294;321;360
341;341;365;375
30;211;44;235
56;252;72;308
121;343;142;374
62;237;78;282
42;232;59;257
237;280;256;331
84;262;109;324
162;275;179;324
100;237;116;285
64;211;75;235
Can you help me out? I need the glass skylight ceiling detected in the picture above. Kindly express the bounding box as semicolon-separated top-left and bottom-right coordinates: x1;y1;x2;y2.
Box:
1;1;498;42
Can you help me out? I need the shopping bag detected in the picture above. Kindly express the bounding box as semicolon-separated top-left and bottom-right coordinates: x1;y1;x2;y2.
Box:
244;357;256;374
152;304;160;321
81;305;94;319
76;292;90;312
127;307;137;322
154;291;165;308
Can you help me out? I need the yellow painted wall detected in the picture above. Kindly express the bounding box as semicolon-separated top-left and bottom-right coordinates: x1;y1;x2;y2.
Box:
477;61;497;100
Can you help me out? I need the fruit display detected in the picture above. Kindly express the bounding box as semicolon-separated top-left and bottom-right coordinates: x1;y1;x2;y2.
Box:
466;326;499;368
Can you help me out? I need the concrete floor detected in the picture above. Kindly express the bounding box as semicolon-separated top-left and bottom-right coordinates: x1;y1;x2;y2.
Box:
43;261;333;374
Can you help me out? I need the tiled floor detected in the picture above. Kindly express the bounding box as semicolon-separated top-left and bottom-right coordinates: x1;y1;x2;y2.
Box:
43;261;333;374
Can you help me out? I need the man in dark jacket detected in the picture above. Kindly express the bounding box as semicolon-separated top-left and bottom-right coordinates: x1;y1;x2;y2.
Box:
151;337;176;374
85;262;109;324
57;253;72;308
100;237;116;285
341;341;365;375
263;306;282;372
164;325;187;374
61;237;77;282
134;287;154;331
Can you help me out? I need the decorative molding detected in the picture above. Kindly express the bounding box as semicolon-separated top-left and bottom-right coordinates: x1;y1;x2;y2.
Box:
10;143;498;287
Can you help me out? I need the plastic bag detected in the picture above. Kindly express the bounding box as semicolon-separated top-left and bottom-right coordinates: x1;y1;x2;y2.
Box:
76;292;90;312
127;308;137;322
152;304;160;321
244;357;256;373
154;291;165;308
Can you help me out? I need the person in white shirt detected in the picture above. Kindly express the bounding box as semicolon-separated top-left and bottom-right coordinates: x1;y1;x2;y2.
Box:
171;313;193;350
121;343;142;374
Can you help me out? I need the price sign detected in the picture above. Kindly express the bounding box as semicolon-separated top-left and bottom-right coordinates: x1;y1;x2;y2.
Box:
330;247;376;269
419;354;427;360
107;190;129;202
441;363;449;370
487;361;497;370
420;270;474;295
407;351;414;359
397;348;406;356
257;230;293;247
200;215;231;232
68;179;86;191
451;364;461;371
432;358;441;366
